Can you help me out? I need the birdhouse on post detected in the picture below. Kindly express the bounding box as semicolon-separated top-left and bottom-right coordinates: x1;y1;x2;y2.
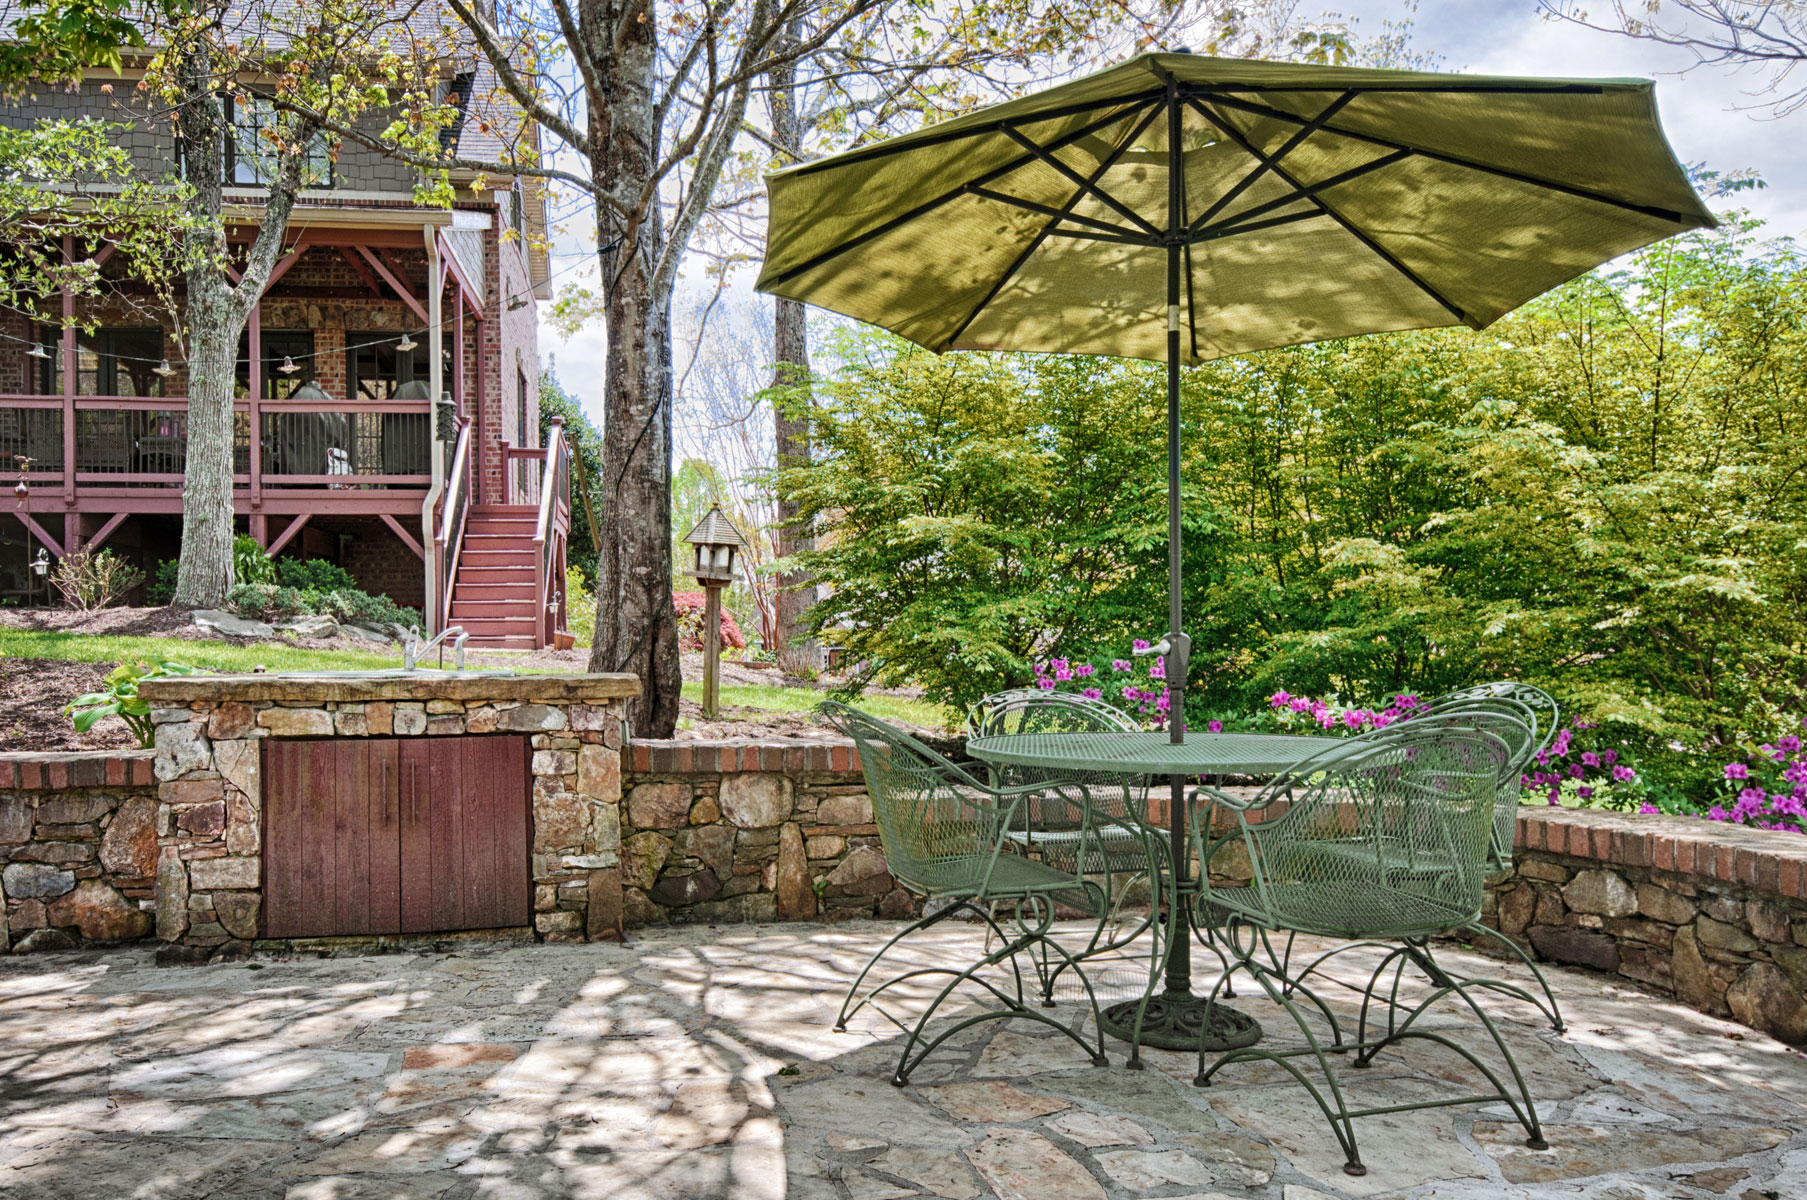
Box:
682;504;748;718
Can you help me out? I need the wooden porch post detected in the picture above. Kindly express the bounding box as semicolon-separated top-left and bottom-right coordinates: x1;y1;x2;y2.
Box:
249;302;263;510
60;236;76;514
475;316;488;503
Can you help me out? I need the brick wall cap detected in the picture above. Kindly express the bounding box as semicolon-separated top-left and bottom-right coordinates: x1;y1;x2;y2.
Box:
0;749;154;789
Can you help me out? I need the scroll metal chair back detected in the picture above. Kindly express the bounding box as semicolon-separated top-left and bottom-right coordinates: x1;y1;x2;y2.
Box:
965;688;1162;996
819;700;1159;1085
1190;723;1547;1178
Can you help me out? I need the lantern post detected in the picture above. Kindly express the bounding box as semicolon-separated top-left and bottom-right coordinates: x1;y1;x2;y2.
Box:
681;504;749;719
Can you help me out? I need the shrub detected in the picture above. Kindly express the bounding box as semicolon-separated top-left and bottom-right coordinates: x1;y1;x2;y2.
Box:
226;581;413;635
65;661;201;748
674;590;746;652
565;566;595;647
147;559;179;606
51;547;144;610
275;556;358;592
233;534;276;586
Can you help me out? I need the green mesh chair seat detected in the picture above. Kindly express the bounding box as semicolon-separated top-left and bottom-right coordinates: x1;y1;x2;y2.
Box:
821;699;1164;1086
1190;722;1549;1178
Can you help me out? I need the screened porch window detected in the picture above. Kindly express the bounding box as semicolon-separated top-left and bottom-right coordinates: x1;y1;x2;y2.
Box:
36;326;165;397
236;330;316;398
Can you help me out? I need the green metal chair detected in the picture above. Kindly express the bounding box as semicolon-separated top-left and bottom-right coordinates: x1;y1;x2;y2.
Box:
820;700;1163;1085
1190;723;1548;1178
967;691;1158;966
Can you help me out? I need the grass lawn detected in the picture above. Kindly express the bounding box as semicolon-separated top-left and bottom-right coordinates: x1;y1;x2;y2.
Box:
683;681;953;730
0;629;402;673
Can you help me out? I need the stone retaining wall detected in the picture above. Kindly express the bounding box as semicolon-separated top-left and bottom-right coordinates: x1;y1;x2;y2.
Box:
1481;806;1807;1045
0;751;158;953
621;738;917;926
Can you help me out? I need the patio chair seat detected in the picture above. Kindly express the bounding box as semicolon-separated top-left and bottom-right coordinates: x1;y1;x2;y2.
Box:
1209;876;1478;942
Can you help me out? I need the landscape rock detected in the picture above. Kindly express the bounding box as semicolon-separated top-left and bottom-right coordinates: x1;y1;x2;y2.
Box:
275;614;339;639
497;704;567;732
206;702;258;740
256;707;333;736
0;796;30;844
1529;924;1620;973
188;856;259;891
577;744;620;801
628;782;693;829
825;846;891;896
775;822;813;920
153;722;211;781
648;867;720;907
1727;962;1807;1043
214;892;261;940
1563;869;1637;918
340;624;392;644
1671;924;1727;1015
2;862;75;901
11;927;77;954
614;830;670;891
155;850;189;942
46;879;152;942
720;773;792;828
192;609;275;638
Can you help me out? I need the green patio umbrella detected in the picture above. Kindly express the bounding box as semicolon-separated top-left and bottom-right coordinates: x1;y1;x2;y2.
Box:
755;50;1713;1047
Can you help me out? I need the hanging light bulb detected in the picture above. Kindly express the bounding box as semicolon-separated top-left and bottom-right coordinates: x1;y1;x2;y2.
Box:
395;332;418;353
278;355;300;374
152;359;176;377
27;342;51;359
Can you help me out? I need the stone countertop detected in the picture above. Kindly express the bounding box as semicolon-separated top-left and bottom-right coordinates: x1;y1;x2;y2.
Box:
137;672;641;704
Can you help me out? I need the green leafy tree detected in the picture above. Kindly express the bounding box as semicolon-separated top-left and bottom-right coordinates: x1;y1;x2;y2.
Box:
539;366;604;586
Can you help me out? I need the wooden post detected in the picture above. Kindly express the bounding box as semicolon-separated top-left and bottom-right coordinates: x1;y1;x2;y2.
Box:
703;583;722;718
248;302;263;507
60;235;76;511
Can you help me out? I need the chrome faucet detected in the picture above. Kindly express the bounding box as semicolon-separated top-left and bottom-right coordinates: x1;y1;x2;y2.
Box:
394;624;469;670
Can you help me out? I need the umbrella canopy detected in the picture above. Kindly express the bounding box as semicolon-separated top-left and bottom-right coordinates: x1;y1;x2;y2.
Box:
756;52;1715;363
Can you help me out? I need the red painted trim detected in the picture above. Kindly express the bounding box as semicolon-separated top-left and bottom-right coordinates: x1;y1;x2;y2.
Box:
437;230;485;317
14;511;63;556
84;511;129;552
340;247;386;299
358;246;429;324
267;513;312;556
379;512;425;560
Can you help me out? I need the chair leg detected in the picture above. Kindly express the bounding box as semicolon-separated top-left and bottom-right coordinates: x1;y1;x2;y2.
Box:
1194;944;1368;1176
891;901;1110;1086
1443;922;1567;1033
837;898;1024;1032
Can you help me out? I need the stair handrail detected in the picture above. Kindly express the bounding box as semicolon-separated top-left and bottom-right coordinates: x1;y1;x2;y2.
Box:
533;417;569;648
435;416;474;634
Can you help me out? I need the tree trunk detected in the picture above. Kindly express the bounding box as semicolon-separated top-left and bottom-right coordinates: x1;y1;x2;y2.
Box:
771;296;817;675
583;0;682;737
170;43;236;608
768;17;817;677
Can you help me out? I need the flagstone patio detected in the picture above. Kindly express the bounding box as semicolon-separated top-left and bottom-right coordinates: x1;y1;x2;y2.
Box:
2;920;1804;1199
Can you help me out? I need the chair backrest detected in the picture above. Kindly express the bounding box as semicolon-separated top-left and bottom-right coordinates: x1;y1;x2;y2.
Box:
1248;723;1508;936
1422;681;1559;758
967;689;1146;821
819;700;1001;896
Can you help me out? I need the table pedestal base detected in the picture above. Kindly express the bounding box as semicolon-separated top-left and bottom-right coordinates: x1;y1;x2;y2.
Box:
1099;990;1262;1052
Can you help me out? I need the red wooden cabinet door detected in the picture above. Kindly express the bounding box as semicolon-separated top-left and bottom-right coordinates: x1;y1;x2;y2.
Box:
398;735;530;934
265;735;527;938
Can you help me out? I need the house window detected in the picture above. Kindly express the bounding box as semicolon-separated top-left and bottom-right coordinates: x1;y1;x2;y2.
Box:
347;332;421;400
229;97;333;187
236;330;315;398
37;325;164;397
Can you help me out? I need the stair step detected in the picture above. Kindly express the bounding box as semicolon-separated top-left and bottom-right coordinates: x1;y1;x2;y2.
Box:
464;636;538;650
450;600;535;619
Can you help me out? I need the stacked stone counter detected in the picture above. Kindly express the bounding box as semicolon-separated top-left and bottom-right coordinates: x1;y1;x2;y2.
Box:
0;751;159;952
620;738;918;926
137;672;638;953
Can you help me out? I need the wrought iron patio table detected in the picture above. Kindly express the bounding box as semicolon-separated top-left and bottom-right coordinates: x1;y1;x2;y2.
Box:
965;729;1344;1055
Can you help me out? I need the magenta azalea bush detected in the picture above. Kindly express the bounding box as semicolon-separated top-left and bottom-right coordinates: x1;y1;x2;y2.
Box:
1264;690;1425;734
1706;723;1807;833
1033;643;1171;729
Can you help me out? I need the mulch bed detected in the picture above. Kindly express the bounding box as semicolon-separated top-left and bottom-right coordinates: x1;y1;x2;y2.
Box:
0;657;136;751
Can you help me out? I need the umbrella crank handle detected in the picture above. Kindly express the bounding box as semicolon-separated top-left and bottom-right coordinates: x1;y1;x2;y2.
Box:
1133;630;1190;681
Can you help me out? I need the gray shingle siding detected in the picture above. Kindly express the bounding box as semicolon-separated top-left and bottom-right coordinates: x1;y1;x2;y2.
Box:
0;82;419;194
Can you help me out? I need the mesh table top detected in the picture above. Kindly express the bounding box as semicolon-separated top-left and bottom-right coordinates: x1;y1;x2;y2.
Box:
966;730;1347;776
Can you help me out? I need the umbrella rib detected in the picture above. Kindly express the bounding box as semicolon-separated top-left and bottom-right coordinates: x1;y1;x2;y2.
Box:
1192;150;1413;239
783;87;1168;179
1190;99;1477;327
965;186;1155;241
944;104;1169;348
1189;90;1359;234
1001;126;1163;238
763;100;1162;290
1200;92;1698;224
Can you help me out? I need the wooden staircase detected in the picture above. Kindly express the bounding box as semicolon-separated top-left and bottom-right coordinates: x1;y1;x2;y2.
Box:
447;504;542;649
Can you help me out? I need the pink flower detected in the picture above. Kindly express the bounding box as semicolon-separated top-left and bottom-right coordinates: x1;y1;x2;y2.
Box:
1132;639;1150;652
1601;749;1618;765
1708;805;1729;821
1581;752;1599;767
1112;659;1131;672
1036;678;1055;690
1638;802;1659;814
1082;687;1102;700
1578;786;1593;800
1269;691;1291;707
1725;763;1750;780
1054;666;1072;682
1075;663;1095;678
1148;659;1165;680
1612;764;1637;782
1207;720;1223;733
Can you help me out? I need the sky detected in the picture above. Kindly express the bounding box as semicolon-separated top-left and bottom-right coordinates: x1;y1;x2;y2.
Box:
536;0;1807;429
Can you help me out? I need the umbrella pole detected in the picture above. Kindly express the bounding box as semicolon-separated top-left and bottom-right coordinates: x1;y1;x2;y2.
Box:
1101;81;1259;1058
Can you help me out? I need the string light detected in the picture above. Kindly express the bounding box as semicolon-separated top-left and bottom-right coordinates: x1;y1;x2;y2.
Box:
26;343;50;359
278;355;300;374
152;359;175;377
395;332;418;352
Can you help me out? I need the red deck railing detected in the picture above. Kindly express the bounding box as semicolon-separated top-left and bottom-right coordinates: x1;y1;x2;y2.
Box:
0;395;434;497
